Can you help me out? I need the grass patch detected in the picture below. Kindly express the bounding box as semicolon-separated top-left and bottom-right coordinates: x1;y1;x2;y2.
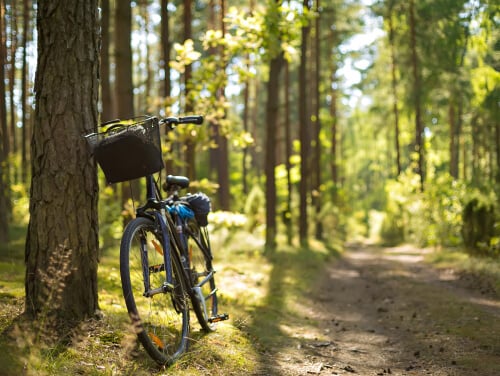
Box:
0;223;341;375
425;247;500;295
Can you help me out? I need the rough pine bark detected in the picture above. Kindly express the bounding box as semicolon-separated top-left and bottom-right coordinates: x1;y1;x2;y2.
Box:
25;0;99;323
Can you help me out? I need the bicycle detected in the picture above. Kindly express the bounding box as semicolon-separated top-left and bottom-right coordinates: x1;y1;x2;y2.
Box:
84;115;228;365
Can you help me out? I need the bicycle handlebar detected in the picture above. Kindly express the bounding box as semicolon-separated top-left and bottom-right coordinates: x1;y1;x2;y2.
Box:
160;115;204;126
98;115;204;129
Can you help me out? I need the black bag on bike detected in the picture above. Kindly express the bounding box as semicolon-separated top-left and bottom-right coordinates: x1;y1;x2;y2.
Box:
184;193;211;227
86;117;164;184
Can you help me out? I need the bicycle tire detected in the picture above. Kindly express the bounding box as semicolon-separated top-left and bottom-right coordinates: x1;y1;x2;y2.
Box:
185;219;219;331
120;216;190;365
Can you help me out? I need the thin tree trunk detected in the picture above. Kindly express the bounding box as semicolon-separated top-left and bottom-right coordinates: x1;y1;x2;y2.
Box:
8;3;17;156
495;112;500;186
242;65;250;196
115;0;138;216
25;0;100;322
388;7;401;177
183;0;195;180
161;0;171;100
0;0;8;157
284;60;292;245
160;0;175;174
449;99;460;179
329;27;338;202
21;0;29;183
265;54;283;252
299;0;311;247
0;0;10;242
313;0;322;241
100;0;114;121
115;1;134;119
409;0;424;191
206;0;230;209
0;0;7;243
216;0;230;210
264;0;284;252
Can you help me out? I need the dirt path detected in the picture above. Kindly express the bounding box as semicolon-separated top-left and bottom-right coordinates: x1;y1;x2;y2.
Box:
258;244;500;376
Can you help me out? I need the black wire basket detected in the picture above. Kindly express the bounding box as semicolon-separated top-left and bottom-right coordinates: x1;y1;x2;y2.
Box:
85;116;164;184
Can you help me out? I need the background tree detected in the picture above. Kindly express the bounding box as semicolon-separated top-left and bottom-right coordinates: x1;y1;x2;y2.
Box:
0;0;9;243
0;0;495;271
264;0;285;251
25;0;99;323
21;0;32;184
298;0;311;247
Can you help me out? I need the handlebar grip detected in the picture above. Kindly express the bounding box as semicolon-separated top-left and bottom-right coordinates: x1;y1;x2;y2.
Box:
179;115;204;125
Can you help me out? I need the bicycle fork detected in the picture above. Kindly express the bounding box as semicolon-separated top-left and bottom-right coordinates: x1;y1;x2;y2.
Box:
140;212;175;298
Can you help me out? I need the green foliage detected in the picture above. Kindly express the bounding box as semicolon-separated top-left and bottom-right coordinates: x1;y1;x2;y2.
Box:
381;173;499;257
11;182;30;226
224;2;303;64
462;187;499;256
243;185;266;232
381;170;465;248
98;184;123;251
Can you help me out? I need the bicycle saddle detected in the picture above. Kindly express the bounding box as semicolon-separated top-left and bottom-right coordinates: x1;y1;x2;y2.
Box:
166;175;190;189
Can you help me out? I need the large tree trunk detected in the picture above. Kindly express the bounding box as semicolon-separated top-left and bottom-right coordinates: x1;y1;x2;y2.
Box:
25;0;100;323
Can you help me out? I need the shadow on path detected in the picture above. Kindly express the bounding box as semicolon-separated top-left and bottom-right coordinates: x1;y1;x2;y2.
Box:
249;243;500;375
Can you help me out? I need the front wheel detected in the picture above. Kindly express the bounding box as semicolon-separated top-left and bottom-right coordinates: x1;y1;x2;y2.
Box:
120;217;189;365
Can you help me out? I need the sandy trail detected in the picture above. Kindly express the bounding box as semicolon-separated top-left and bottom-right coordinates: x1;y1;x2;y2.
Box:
258;244;500;376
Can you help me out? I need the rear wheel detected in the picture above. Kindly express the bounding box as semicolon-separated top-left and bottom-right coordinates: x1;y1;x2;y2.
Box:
185;219;219;331
120;217;189;365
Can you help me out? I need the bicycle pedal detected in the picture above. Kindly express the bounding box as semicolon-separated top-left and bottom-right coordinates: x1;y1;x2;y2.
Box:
208;313;229;323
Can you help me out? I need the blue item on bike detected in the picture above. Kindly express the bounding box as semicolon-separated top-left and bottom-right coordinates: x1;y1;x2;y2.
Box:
183;193;211;226
169;204;195;221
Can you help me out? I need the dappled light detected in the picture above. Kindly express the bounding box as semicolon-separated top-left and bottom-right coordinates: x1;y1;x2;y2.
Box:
0;0;499;374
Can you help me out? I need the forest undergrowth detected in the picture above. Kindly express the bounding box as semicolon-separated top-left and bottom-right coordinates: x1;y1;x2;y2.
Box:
1;223;499;375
